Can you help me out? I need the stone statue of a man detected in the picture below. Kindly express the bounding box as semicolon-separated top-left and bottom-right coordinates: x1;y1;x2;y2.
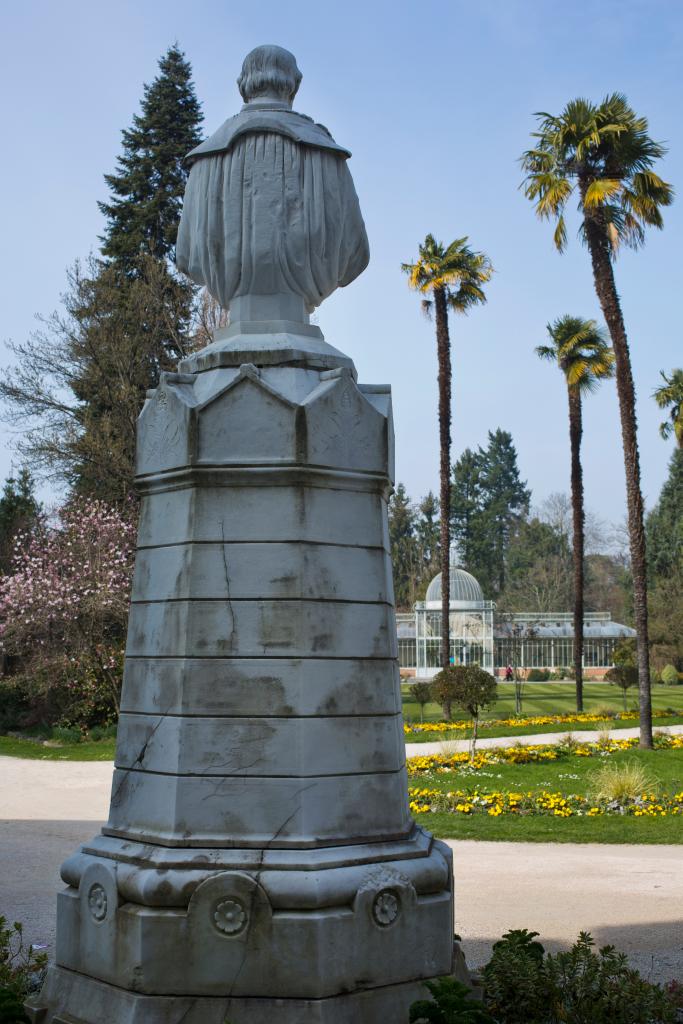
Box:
176;44;369;321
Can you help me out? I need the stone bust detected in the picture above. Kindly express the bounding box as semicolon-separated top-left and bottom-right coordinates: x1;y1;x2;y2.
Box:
176;45;370;323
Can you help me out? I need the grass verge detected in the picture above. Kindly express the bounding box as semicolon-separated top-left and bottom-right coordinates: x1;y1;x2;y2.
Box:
410;747;683;843
0;735;116;761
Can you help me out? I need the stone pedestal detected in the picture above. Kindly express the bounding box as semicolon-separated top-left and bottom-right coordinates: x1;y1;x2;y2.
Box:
29;323;454;1023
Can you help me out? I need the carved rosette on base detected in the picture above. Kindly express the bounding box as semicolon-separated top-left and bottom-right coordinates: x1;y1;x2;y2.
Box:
28;323;454;1023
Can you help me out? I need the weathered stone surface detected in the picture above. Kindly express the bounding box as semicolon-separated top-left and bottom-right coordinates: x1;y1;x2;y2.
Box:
104;767;411;847
29;967;440;1024
116;712;404;776
119;657;401;717
125;598;396;658
131;541;392;603
136;483;387;547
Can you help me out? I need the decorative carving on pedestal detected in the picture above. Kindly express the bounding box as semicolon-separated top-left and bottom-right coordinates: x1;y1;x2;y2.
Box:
373;890;401;928
86;885;107;923
213;898;248;936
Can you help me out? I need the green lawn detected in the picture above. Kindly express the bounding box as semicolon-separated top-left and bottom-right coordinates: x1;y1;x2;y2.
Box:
403;682;683;741
410;746;683;843
0;735;117;761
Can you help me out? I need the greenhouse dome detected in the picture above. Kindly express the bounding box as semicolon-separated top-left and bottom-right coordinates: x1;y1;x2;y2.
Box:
425;566;484;605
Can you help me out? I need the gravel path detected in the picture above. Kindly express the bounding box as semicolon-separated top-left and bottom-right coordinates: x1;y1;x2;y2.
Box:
1;754;681;983
405;722;683;757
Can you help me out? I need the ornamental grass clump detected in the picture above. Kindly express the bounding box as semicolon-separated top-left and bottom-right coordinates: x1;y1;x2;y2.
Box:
587;759;660;804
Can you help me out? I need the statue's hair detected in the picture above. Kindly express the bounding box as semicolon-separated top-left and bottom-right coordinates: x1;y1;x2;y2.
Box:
237;45;302;104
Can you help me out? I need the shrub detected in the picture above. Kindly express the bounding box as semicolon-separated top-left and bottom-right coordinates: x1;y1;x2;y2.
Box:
430;671;459;721
478;928;677;1023
661;664;680;686
50;726;82;745
605;664;638;711
483;929;547;1024
527;669;550;682
409;977;496;1023
0;989;30;1024
558;665;575;680
0;918;47;1010
587;759;660;803
410;681;433;722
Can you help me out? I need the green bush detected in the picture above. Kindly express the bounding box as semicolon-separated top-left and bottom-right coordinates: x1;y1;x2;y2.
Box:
526;669;550;682
0;918;47;1014
559;665;575;680
50;726;82;745
409;682;434;722
481;929;676;1023
409;977;495;1023
0;989;30;1024
661;664;680;686
409;929;679;1023
605;664;639;711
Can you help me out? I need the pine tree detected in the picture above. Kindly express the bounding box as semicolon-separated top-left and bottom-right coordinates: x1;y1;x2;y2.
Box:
99;45;203;269
451;448;485;572
0;47;204;502
0;468;41;574
388;484;419;609
647;448;683;669
647;448;683;580
479;429;530;594
415;491;440;579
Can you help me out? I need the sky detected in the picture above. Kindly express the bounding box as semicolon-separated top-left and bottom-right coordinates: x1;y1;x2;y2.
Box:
1;0;681;526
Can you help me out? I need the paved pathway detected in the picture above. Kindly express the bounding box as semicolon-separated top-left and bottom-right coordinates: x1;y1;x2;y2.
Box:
1;754;682;983
405;722;683;757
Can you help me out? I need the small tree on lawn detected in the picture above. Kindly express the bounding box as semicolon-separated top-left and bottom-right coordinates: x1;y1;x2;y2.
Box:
409;681;432;723
433;665;497;757
606;638;638;712
431;668;458;721
453;666;498;759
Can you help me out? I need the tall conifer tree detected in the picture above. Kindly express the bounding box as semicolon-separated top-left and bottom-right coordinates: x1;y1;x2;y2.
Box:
99;45;203;268
0;45;204;502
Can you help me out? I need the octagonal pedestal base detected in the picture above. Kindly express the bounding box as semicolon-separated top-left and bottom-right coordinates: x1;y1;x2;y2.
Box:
28;968;440;1024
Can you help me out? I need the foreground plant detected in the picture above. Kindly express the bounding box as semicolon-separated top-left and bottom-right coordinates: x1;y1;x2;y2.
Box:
409;978;495;1023
482;929;677;1023
0;918;47;1017
522;94;674;749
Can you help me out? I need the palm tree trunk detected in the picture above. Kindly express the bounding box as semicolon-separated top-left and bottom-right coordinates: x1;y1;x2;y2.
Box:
582;208;653;748
434;286;451;670
567;387;584;713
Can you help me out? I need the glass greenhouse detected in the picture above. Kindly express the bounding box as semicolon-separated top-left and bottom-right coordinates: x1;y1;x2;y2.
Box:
396;560;636;679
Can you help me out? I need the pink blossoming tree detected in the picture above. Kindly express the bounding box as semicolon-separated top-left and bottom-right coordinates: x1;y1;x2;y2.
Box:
0;499;136;727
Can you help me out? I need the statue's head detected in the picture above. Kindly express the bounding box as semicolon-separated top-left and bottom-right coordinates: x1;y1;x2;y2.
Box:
237;45;302;107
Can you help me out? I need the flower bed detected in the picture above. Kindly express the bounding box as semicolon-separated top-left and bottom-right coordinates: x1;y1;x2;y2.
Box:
404;708;677;735
406;733;683;774
408;786;683;818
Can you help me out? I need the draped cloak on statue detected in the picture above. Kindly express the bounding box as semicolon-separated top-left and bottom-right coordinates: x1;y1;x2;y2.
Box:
176;103;370;314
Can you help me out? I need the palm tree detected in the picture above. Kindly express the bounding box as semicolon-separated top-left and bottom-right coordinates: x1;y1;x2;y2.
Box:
521;94;674;749
653;369;683;447
402;235;493;669
537;316;615;713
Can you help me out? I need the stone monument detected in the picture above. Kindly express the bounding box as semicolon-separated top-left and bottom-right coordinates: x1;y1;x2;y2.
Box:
29;44;455;1024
